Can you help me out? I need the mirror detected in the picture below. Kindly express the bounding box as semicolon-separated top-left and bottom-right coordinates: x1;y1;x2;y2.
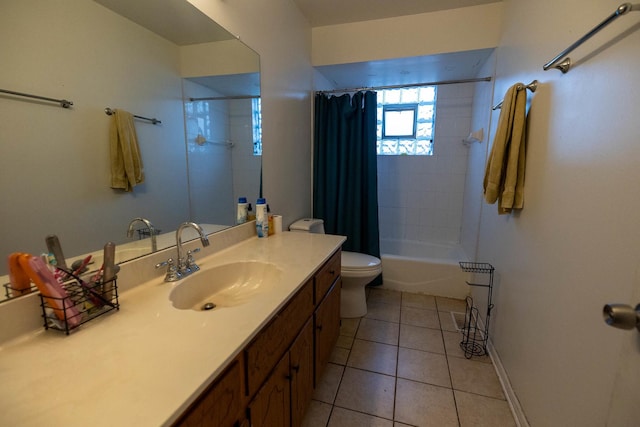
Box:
0;0;261;301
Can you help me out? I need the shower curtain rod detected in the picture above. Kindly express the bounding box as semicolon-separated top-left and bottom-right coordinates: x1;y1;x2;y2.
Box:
315;76;492;95
189;95;260;101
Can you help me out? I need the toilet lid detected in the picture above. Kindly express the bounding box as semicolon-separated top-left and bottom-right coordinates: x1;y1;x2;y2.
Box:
341;251;381;272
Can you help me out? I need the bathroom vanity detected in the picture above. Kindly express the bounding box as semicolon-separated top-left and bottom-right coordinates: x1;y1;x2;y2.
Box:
0;230;345;426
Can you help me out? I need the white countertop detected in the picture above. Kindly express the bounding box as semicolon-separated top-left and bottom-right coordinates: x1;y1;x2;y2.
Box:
0;232;345;427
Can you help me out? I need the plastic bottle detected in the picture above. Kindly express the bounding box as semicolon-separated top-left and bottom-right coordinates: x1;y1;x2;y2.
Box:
236;197;248;224
256;198;269;238
247;203;255;221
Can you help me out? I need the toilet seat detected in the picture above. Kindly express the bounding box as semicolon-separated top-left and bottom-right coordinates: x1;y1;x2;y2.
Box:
341;251;382;277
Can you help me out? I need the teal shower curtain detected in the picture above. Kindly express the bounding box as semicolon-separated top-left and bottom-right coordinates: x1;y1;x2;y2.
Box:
313;91;381;265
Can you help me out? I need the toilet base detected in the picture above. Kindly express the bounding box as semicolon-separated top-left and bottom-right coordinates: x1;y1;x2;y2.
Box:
340;282;368;318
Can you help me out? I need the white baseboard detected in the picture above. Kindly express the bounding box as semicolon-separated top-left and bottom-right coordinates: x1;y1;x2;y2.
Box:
488;341;530;427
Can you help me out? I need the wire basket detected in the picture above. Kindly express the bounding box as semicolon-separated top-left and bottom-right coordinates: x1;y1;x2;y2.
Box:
39;272;119;335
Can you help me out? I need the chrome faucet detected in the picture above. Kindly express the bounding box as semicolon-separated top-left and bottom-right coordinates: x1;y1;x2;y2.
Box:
127;217;157;252
175;222;210;277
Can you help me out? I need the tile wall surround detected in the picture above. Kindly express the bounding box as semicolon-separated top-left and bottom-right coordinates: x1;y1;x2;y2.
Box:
377;83;475;245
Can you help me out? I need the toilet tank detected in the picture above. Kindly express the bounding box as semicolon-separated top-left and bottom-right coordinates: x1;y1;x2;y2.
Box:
289;218;325;234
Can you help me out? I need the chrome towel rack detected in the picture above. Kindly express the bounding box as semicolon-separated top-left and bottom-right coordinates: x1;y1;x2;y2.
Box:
0;88;73;108
104;107;161;125
492;80;538;110
543;3;640;73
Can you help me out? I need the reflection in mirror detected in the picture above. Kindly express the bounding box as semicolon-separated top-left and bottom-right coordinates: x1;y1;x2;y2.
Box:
0;0;260;302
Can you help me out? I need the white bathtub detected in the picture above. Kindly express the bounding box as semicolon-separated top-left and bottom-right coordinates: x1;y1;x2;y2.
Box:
379;239;470;299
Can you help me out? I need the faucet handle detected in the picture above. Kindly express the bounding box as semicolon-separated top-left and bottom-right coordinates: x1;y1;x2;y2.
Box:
185;249;201;273
156;258;182;282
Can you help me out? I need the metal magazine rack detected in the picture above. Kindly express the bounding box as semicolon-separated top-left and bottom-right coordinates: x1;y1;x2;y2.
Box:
458;262;494;358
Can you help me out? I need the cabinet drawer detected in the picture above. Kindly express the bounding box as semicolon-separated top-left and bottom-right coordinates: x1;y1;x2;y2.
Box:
245;279;314;397
314;249;341;304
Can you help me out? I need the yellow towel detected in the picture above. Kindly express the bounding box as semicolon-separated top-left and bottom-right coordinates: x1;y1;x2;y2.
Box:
483;83;527;215
109;109;144;192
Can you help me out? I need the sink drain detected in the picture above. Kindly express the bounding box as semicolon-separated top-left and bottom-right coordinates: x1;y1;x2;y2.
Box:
201;302;216;311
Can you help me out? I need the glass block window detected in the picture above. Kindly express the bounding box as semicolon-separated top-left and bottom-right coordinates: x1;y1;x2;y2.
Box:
376;86;436;155
252;98;262;156
185;101;212;140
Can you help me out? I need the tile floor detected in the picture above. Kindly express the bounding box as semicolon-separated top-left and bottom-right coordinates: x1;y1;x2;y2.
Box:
302;288;516;427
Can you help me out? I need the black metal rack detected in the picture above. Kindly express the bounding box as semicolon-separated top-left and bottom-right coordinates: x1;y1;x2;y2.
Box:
39;272;119;335
458;262;494;358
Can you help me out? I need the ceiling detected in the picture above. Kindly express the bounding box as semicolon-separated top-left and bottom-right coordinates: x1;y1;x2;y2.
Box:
293;0;500;27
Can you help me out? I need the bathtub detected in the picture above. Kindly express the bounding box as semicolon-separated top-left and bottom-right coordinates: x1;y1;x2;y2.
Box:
379;239;470;299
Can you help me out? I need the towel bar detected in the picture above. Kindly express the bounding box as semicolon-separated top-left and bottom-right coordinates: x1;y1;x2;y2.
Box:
543;3;640;73
492;80;538;110
0;88;73;108
105;107;161;125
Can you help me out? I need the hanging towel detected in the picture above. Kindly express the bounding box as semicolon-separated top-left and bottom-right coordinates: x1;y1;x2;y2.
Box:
483;83;528;215
109;109;144;192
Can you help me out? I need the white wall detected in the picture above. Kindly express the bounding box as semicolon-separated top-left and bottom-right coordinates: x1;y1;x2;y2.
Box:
468;0;640;425
187;0;313;226
312;3;504;66
378;83;476;245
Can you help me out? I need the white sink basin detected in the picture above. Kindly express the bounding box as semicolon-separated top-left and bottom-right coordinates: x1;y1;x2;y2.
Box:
169;261;282;311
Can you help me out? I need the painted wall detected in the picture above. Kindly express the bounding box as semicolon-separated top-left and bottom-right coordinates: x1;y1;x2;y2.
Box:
377;83;477;245
312;3;504;66
187;0;313;226
468;0;640;425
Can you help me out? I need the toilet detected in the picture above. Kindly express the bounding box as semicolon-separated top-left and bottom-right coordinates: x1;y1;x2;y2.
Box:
289;218;382;318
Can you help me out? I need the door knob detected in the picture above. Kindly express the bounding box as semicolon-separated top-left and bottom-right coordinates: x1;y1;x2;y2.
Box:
602;303;640;331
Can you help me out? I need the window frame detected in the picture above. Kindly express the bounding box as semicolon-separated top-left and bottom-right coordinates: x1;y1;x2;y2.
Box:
382;103;418;139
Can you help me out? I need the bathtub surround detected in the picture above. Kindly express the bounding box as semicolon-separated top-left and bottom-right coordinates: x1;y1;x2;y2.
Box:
377;83;476;245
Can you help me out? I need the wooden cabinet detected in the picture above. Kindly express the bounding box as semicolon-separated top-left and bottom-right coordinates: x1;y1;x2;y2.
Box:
173;354;246;427
290;319;314;427
314;281;341;383
249;352;291;427
175;248;341;427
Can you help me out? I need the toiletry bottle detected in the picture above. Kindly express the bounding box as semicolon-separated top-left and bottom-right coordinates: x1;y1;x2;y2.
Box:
237;197;248;224
256;198;269;238
267;204;275;236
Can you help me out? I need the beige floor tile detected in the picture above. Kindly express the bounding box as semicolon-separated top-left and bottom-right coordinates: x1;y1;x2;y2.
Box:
397;347;451;388
367;287;402;306
335;367;396;419
329;346;350;365
436;296;467;312
401;293;437;310
399;324;445;354
356;318;399;346
313;363;344;404
438;310;459;332
328;407;393;427
301;400;333;427
455;390;516;427
448;357;505;399
394;378;458;427
365;301;401;323
443;330;491;363
400;306;441;329
347;339;398;376
336;334;355;349
340;318;361;337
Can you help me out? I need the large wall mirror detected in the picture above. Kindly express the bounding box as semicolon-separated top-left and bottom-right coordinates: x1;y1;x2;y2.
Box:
0;0;261;302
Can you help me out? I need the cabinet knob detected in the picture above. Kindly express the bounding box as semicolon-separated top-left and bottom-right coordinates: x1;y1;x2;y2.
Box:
316;324;323;331
291;365;300;373
329;270;336;275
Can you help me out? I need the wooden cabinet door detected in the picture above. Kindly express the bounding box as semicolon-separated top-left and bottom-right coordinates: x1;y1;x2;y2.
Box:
314;281;341;383
173;355;245;427
290;319;314;427
249;352;291;427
